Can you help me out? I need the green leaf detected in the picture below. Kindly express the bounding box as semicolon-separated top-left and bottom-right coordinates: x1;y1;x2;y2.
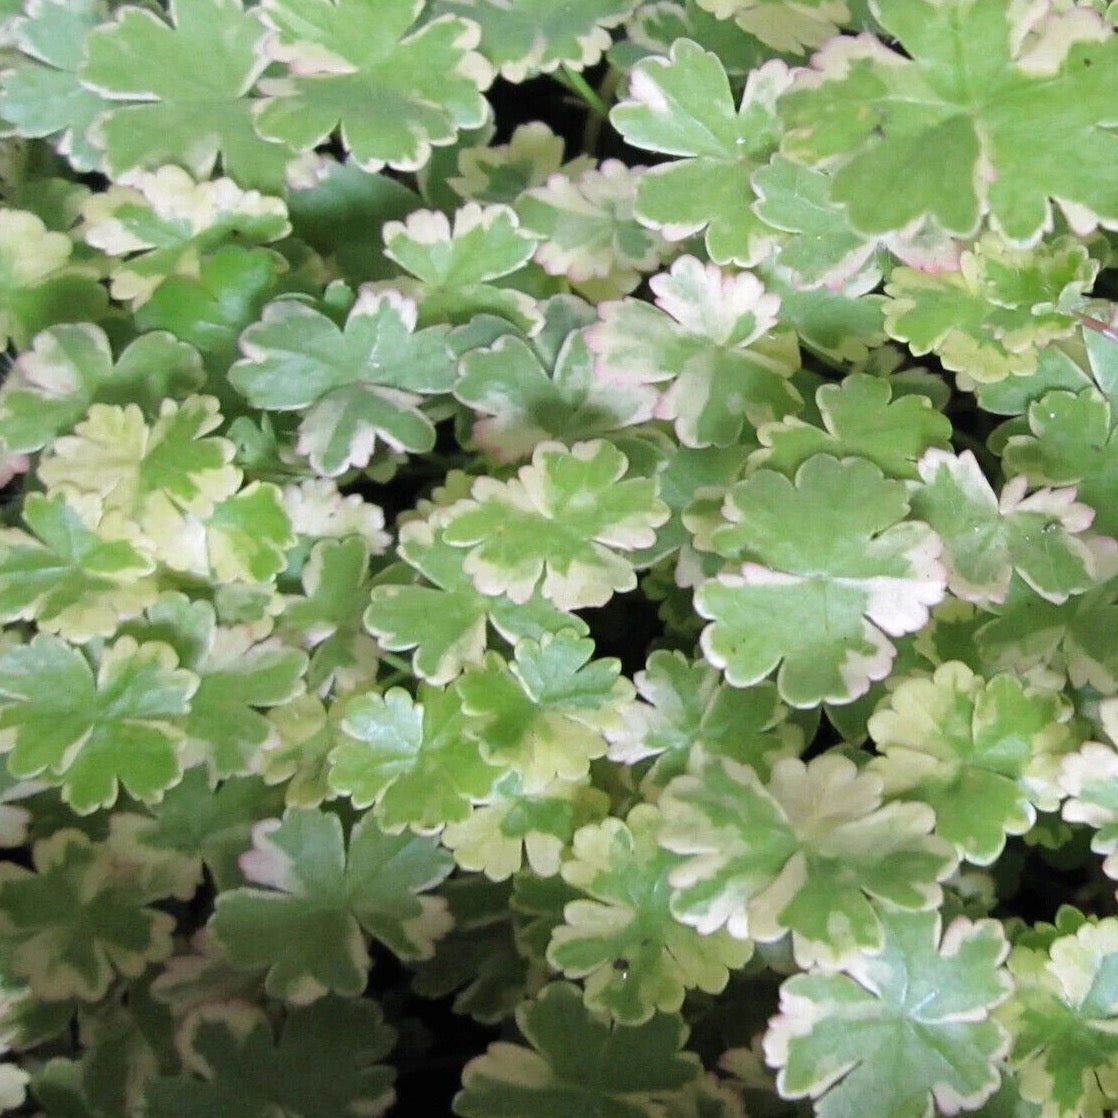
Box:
695;454;946;706
0;323;203;453
256;694;343;809
455;982;702;1118
279;536;379;693
586;254;800;448
443;770;610;881
453;295;655;461
610;42;789;264
206;481;294;584
79;164;290;306
764;909;1012;1118
286;158;422;285
1003;389;1118;538
694;0;850;52
910;448;1115;606
517;160;669;298
183;626;308;782
330;683;502;832
753;372;952;480
868;662;1077;864
0;634;197;813
1060;738;1118;885
659;753;955;965
884;235;1096;384
0;0;111;172
0;209;108;348
211;808;453;1002
441;439;669;609
0;492;157;641
779;0;1118;240
230;288;455;475
80;0;295;189
142;997;395;1118
549;804;751;1024
38;395;243;571
383;202;540;328
365;518;587;685
456;631;633;790
253;0;493;172
0;828;174;1001
998;917;1118;1118
605;650;801;790
431;0;638;81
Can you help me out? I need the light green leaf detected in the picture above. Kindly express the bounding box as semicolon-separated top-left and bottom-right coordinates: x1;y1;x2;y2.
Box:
453;295;656;461
605;649;801;790
764;909;1012;1118
0;634;197;813
256;694;344;809
80;0;296;189
431;0;638;81
230;288;455;475
0;323;203;453
868;662;1077;864
586;254;800;448
365;518;587;685
910;448;1115;606
0;829;175;1001
79;164;290;306
610;42;790;264
549;805;751;1023
779;0;1118;240
456;631;633;791
752;372;952;480
441;439;669;610
383;202;540;328
443;771;610;881
998;917;1118;1118
0;0;111;172
0;208;107;348
695;454;946;706
0;492;157;641
695;0;849;52
518;160;669;299
1060;739;1118;884
206;481;294;584
1003;389;1118;538
455;982;702;1118
254;0;493;172
660;753;955;965
330;684;502;832
884;235;1096;384
211;808;453;1002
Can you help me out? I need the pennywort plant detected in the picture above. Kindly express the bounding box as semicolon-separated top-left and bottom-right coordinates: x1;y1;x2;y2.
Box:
0;0;1118;1115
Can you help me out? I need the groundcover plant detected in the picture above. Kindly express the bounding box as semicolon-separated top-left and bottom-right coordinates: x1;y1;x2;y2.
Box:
2;0;1118;1114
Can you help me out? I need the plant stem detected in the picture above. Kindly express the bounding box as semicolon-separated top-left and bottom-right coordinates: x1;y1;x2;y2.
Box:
554;64;611;123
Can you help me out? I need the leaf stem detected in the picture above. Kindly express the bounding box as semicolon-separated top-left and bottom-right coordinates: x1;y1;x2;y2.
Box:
554;64;611;123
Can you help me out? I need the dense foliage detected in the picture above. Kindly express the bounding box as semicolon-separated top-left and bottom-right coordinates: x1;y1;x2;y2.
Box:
0;0;1117;1115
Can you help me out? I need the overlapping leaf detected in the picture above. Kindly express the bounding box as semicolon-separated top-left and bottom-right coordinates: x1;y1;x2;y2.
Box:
765;910;1012;1118
0;829;175;1001
548;804;751;1023
695;454;946;706
230;288;456;475
253;0;493;173
910;448;1115;607
610;42;790;264
868;662;1077;864
211;808;453;1002
587;255;800;448
80;0;296;188
779;0;1118;241
455;982;702;1118
659;753;955;965
441;439;669;610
